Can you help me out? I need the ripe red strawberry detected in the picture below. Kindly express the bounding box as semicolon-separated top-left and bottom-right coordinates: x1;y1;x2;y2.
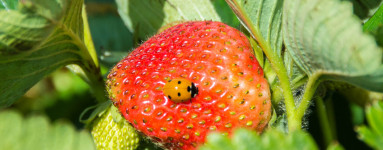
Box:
106;21;271;149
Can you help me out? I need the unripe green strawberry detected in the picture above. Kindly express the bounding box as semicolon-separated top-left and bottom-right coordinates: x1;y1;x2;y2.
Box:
106;21;271;149
91;105;139;150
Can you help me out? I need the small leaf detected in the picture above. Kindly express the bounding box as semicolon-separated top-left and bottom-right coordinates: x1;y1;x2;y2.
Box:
356;101;383;150
80;101;111;125
0;109;96;150
200;128;318;150
116;0;221;40
283;0;383;92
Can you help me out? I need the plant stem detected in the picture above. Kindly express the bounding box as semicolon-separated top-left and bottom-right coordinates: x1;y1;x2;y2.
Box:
315;97;335;147
296;73;321;124
67;6;107;103
261;42;298;131
226;0;298;130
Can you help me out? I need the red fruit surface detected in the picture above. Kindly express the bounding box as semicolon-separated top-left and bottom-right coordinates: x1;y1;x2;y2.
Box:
106;21;271;150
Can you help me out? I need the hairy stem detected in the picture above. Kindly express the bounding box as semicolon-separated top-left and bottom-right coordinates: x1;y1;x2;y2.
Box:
296;73;321;124
260;40;298;131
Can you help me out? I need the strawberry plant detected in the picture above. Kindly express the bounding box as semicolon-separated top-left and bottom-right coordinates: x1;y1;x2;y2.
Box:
0;0;383;150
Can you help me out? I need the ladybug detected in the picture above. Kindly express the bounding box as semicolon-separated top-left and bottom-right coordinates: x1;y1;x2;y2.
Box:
163;78;199;103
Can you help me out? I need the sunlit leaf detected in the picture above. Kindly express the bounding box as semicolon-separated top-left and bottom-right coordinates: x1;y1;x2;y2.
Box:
0;0;18;10
0;0;100;107
0;109;96;150
283;0;383;92
115;0;221;40
200;128;318;150
356;101;383;150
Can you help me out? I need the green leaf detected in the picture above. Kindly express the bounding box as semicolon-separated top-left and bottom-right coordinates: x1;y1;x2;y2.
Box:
0;0;64;53
115;0;221;40
200;128;318;150
0;109;96;150
86;2;134;68
344;0;382;21
356;101;383;150
0;0;101;107
226;0;283;54
225;0;307;106
364;4;383;32
211;0;240;28
363;4;383;47
283;0;383;92
0;0;18;10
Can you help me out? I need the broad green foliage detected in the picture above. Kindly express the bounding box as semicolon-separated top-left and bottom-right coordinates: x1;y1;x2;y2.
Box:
0;0;18;10
200;129;318;150
226;0;283;54
283;0;383;92
0;0;64;53
0;110;96;150
225;0;306;107
357;101;383;150
0;0;100;108
115;0;221;40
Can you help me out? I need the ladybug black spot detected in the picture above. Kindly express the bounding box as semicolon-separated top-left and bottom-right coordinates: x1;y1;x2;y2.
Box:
187;86;191;92
168;95;172;99
178;81;181;84
178;92;181;96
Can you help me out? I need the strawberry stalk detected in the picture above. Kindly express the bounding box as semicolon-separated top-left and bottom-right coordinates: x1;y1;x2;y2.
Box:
67;7;107;103
256;34;300;131
295;74;321;125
